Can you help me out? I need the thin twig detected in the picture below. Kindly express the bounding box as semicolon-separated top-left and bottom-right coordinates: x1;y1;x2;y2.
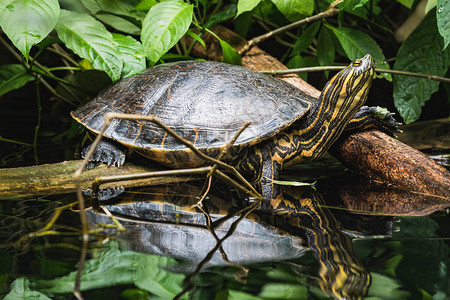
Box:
240;5;341;55
261;66;450;84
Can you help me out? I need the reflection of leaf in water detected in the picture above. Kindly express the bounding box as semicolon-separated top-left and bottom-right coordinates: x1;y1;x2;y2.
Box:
4;278;51;300
368;272;410;299
5;241;185;299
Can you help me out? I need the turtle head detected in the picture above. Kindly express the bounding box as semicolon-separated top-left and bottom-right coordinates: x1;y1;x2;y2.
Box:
320;54;375;117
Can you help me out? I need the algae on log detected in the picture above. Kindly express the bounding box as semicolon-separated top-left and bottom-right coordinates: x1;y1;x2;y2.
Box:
0;161;198;199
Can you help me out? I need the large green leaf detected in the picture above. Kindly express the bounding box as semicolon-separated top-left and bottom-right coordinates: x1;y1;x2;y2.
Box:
141;1;193;66
54;10;123;82
328;26;388;69
236;0;262;17
393;11;450;124
271;0;314;20
0;0;60;60
437;0;450;49
0;64;35;97
112;33;146;78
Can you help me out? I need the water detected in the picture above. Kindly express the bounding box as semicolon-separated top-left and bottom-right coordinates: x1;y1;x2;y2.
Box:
1;173;449;300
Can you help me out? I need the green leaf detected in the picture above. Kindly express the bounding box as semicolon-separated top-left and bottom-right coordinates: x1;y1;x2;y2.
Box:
271;0;314;20
135;256;185;298
0;64;35;96
396;0;414;8
393;11;450;123
81;0;143;35
4;278;52;300
316;26;335;78
291;22;321;56
0;0;60;60
186;30;206;49
437;0;450;49
54;10;123;82
271;179;314;187
328;26;388;69
142;1;193;66
206;4;236;28
352;0;370;9
134;0;158;11
228;290;262;300
112;33;146;78
236;0;262;17
368;272;411;299
259;283;309;299
219;40;242;65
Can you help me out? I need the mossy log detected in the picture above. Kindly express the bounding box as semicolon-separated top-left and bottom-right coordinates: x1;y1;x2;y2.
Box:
0;161;199;199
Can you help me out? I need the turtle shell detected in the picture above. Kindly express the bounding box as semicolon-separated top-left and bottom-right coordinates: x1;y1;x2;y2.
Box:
72;61;313;166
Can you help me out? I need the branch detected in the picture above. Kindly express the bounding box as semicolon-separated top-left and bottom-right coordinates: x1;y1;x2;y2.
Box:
262;66;450;84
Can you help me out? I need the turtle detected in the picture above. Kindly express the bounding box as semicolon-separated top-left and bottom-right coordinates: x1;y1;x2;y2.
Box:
72;54;389;199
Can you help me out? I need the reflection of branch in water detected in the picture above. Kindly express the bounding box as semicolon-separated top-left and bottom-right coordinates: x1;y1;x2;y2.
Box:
175;200;260;299
257;187;371;299
195;177;250;282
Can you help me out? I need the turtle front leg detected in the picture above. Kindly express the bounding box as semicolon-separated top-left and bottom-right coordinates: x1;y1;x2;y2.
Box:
82;140;126;169
345;106;402;135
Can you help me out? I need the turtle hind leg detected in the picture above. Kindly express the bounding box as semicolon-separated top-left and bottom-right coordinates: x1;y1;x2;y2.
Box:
82;140;126;169
346;106;402;135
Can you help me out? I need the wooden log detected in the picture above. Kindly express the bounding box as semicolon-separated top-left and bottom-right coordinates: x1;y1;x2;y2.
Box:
0;160;199;199
330;130;450;199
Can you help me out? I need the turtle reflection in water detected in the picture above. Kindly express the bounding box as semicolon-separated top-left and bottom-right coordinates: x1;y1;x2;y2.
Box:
72;55;397;199
88;183;387;299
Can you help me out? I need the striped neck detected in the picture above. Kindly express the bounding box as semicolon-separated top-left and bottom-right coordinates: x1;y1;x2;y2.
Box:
284;55;375;162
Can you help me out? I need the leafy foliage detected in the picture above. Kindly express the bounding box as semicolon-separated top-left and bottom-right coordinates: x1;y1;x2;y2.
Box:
393;10;450;123
0;0;449;164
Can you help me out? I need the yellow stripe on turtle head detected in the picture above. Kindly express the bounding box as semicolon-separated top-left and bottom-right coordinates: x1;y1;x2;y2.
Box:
324;55;375;117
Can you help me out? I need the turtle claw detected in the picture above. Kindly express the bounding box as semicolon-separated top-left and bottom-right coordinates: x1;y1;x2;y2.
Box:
83;186;125;201
82;140;126;168
379;112;402;134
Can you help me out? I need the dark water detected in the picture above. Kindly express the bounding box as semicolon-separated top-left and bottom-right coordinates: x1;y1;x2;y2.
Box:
1;171;449;300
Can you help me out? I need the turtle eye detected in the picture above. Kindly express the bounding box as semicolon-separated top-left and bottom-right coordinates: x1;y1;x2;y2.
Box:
353;59;361;67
